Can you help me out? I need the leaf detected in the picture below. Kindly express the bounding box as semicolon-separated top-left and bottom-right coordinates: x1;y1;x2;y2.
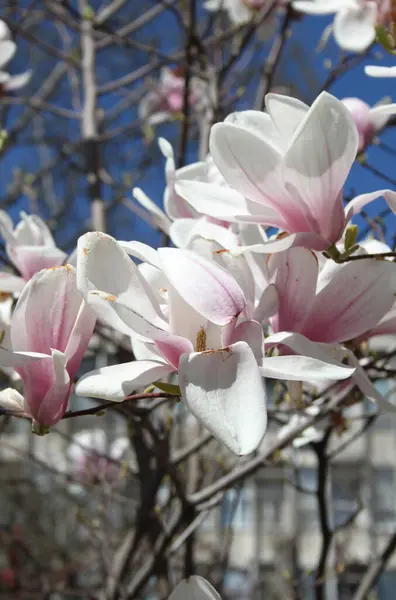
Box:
153;380;181;396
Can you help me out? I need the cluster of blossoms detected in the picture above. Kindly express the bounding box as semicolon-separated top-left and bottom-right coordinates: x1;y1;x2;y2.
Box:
1;90;396;458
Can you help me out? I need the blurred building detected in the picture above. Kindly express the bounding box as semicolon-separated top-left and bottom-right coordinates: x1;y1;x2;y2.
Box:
1;334;396;599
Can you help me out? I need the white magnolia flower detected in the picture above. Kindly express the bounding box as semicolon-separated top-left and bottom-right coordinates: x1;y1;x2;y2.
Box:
293;0;391;52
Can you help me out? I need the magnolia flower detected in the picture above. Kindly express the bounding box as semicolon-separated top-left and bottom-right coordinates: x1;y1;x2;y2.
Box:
292;0;390;52
0;20;31;93
0;211;67;293
169;576;221;600
0;266;95;430
204;0;272;24
133;138;228;247
264;247;396;410
67;429;130;483
269;247;396;344
139;67;208;126
176;91;396;253
75;233;353;456
342;97;396;152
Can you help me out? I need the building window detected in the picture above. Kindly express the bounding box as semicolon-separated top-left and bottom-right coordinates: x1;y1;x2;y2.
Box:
257;470;285;530
331;465;362;528
221;486;253;532
338;564;365;599
297;467;318;529
223;569;251;600
372;468;396;532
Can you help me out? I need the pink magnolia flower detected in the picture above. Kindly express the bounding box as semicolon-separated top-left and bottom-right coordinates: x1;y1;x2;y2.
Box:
139;67;208;126
0;266;96;429
342;97;396;152
75;233;353;456
176;92;396;253
263;247;396;411
0;20;31;93
67;429;130;483
269;247;396;343
293;0;391;52
169;577;221;600
0;211;67;293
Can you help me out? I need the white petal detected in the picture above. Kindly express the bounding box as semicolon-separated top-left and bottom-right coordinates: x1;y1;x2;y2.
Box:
0;22;12;41
0;40;16;69
345;350;396;413
0;387;25;413
292;0;352;15
209;123;287;210
0;348;49;368
365;66;396;78
333;3;377;52
76;360;175;401
77;232;167;330
230;320;264;363
117;240;160;269
232;231;330;255
260;355;354;381
345;189;394;221
169;577;221;600
265;93;309;141
5;70;32;91
179;341;267;456
0;272;25;293
266;331;355;376
284;92;358;242
132;187;171;233
224;109;287;151
253;284;279;322
175;180;281;225
370;103;396;130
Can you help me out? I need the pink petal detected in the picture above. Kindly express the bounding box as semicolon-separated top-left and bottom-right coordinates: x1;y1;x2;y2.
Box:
284;92;358;243
9;246;67;281
301;260;396;343
158;248;246;325
11;266;86;357
270;248;318;332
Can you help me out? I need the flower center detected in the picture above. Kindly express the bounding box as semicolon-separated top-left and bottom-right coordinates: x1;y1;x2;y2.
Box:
195;327;207;352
